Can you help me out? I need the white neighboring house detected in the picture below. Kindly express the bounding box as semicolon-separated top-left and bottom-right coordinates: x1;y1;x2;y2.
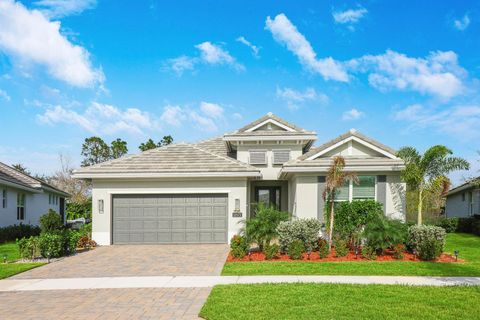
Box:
0;162;70;227
73;113;406;246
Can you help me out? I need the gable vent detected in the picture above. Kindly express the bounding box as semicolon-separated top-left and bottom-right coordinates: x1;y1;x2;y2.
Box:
249;150;267;165
273;150;290;165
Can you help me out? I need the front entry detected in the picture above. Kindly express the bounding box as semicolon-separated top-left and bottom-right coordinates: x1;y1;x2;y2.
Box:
255;187;281;209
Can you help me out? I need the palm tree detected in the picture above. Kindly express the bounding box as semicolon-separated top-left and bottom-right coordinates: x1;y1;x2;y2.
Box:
323;156;358;250
397;145;469;225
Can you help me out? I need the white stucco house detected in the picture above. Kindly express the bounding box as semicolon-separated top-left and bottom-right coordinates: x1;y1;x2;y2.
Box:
73;113;406;245
445;178;480;218
0;162;70;227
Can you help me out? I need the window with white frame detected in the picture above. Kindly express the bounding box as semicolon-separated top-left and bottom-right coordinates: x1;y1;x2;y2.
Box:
249;150;267;165
17;193;25;220
333;176;376;202
272;150;290;165
2;189;6;208
49;194;52;205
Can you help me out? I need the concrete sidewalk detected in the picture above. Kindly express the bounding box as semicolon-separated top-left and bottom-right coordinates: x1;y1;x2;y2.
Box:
1;275;480;291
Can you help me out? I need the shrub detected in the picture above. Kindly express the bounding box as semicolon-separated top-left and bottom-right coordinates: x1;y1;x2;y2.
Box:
457;216;480;236
0;224;40;243
64;230;81;254
276;218;322;252
318;238;329;259
243;204;289;251
287;240;305;260
39;233;64;258
334;200;384;245
408;225;446;261
363;215;407;255
79;223;92;238
334;239;349;257
230;235;249;259
435;217;459;233
362;246;377;260
66;200;92;220
264;243;279;260
393;244;405;259
17;236;40;260
39;209;63;233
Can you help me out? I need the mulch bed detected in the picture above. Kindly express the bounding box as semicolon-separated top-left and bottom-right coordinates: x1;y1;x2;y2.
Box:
227;249;461;263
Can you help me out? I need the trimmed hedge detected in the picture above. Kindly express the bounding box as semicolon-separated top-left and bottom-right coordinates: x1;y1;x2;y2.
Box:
435;217;459;233
457;216;480;236
0;224;40;243
276;218;322;252
408;225;446;261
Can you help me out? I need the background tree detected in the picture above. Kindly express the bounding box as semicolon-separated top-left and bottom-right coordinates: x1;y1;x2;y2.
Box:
11;163;31;175
397;145;469;225
81;137;110;167
323;156;358;250
139;138;158;151
110;138;128;159
139;135;174;151
49;154;91;204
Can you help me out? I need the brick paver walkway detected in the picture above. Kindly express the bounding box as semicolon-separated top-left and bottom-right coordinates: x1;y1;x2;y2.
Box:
13;244;229;279
0;287;210;320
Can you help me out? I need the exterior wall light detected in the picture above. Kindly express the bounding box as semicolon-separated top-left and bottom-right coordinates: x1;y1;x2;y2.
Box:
98;199;104;214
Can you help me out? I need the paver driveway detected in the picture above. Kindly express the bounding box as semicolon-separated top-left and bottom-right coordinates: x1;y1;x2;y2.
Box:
13;244;229;279
3;244;229;319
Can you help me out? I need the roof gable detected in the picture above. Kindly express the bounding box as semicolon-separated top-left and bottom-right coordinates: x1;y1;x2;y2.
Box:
236;112;307;133
298;129;399;161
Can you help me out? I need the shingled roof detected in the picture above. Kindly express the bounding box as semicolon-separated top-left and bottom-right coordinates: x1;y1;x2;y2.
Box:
0;162;70;196
73;143;261;178
235;112;311;133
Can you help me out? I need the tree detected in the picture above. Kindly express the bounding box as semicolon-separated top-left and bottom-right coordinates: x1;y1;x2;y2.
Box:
323;156;358;250
110;138;128;159
397;145;469;225
81;137;110;167
138;135;174;151
139;139;158;152
49;154;91;204
12;163;30;175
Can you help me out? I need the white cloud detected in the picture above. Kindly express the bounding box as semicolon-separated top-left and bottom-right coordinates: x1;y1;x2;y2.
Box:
167;55;196;76
276;86;328;110
236;36;260;57
190;111;218;132
265;13;348;82
0;0;104;88
200;102;224;119
394;103;480;140
342;108;365;120
333;8;368;24
349;50;466;100
232;112;243;120
0;89;11;101
37;102;157;135
195;41;244;71
454;14;470;31
33;0;97;19
160;105;187;126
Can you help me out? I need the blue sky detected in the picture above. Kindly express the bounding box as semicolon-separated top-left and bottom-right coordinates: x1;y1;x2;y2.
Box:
0;0;479;184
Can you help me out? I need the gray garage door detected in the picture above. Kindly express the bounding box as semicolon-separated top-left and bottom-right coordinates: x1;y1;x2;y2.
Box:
112;194;228;244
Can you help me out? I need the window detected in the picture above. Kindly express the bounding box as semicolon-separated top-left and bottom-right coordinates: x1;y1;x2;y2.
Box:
353;176;376;200
55;196;58;205
17;193;25;220
249;150;267;165
48;194;52;205
2;189;6;208
462;193;465;201
333;176;376;202
272;150;290;165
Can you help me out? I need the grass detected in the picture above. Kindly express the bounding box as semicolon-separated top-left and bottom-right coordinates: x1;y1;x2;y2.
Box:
0;242;44;279
200;283;480;320
222;233;480;276
0;263;45;279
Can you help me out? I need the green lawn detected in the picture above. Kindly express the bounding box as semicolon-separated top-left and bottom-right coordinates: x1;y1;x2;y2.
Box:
0;242;44;279
0;242;21;262
222;233;480;276
200;283;480;320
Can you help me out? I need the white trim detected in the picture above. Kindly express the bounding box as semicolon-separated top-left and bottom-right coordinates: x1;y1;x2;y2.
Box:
306;136;398;160
245;119;297;132
72;171;262;179
108;189;232;195
223;135;317;142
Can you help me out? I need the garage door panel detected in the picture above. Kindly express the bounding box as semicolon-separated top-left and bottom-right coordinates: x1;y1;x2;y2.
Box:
113;194;227;244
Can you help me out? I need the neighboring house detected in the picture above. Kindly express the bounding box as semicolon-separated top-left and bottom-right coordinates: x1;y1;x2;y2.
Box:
445;178;480;218
73;113;406;245
0;162;70;227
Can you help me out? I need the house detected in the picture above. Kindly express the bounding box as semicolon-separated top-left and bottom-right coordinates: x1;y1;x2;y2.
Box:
0;162;70;227
445;177;480;218
72;113;406;245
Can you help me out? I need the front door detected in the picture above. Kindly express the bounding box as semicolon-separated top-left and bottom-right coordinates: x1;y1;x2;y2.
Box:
255;187;281;209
